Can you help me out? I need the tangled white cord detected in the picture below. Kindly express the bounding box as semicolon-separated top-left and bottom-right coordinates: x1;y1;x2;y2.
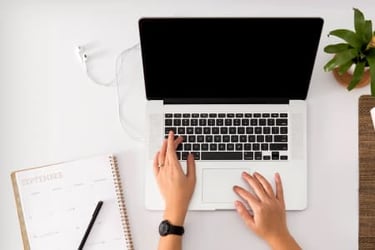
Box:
78;43;144;142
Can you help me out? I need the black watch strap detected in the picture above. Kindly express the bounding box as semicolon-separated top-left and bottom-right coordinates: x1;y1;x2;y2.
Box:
159;220;185;236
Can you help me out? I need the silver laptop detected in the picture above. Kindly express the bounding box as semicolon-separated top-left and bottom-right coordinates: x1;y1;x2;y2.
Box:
139;17;323;210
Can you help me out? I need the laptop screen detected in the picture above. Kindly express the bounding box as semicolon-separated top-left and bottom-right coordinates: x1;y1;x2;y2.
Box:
139;18;323;102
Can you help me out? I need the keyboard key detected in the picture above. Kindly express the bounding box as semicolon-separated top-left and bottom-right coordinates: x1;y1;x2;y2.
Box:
227;144;234;150
214;135;221;142
205;135;213;142
238;127;245;134
280;127;288;134
184;144;192;151
192;113;199;118
280;155;288;160
229;127;236;134
174;119;181;126
204;127;211;134
236;113;243;118
208;119;215;126
193;144;200;151
199;119;207;126
231;135;239;142
218;144;226;151
177;127;185;134
210;144;217;151
174;113;182;118
183;113;190;118
165;119;172;126
253;143;260;151
201;152;242;160
188;136;196;142
227;113;235;118
195;127;202;134
255;152;262;160
272;152;279;160
220;127;228;134
276;119;288;126
254;113;261;118
244;143;251;150
182;119;189;126
263;155;271;160
280;113;288;117
259;119;266;126
192;152;200;160
197;135;204;142
274;135;288;142
270;143;288;151
235;144;243;151
244;152;254;160
165;113;173;118
202;144;209;151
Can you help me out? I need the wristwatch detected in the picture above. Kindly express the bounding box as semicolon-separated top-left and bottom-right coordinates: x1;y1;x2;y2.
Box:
159;220;185;236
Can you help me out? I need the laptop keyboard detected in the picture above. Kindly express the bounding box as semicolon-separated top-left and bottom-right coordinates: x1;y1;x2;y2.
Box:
164;112;289;161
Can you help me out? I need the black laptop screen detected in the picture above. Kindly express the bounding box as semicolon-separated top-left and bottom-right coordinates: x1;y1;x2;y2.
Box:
139;18;323;102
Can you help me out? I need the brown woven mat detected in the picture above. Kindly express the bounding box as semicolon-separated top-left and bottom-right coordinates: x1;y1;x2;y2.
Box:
359;95;375;249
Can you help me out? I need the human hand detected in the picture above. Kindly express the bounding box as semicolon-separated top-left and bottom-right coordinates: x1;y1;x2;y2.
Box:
153;131;196;225
233;172;301;250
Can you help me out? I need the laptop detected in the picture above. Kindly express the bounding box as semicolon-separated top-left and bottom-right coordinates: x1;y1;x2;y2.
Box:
139;17;323;210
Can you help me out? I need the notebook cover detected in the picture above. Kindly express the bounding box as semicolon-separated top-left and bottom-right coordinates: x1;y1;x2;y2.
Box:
359;95;375;249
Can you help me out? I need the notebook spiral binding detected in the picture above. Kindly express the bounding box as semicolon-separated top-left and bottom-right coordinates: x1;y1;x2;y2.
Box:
110;155;134;250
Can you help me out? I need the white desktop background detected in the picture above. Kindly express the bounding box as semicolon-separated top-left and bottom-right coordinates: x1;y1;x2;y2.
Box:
1;0;374;249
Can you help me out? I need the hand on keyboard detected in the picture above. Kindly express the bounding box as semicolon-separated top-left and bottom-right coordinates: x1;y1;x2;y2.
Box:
153;131;196;226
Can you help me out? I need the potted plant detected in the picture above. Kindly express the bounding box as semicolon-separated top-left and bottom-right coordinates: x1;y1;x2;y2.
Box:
324;8;375;95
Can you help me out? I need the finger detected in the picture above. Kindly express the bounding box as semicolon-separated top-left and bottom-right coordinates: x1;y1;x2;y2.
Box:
186;153;196;181
159;138;167;167
233;185;260;208
166;131;178;162
242;172;267;200
275;172;285;205
153;152;161;176
253;172;274;198
174;136;183;149
234;200;255;230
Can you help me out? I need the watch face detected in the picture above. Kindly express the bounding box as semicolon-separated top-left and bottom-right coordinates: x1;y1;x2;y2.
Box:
159;220;170;236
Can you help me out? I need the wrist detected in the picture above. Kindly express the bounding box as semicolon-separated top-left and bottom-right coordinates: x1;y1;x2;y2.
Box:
163;208;187;226
267;232;301;250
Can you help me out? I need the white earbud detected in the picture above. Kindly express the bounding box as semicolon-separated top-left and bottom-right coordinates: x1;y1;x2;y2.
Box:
77;46;88;63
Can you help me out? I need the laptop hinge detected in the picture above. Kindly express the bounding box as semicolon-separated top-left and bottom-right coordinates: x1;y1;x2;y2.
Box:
164;98;289;105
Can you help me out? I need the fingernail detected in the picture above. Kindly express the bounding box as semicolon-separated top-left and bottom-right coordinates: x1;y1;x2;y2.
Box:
242;171;249;177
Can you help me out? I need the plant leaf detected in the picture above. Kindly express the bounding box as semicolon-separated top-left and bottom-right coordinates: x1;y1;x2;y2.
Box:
367;52;375;96
354;8;366;41
323;57;337;72
364;20;373;44
335;49;358;66
329;29;363;49
324;43;352;54
338;60;353;75
347;61;365;90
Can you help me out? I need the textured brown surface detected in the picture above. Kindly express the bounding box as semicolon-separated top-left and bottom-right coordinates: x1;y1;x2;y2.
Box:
359;95;375;249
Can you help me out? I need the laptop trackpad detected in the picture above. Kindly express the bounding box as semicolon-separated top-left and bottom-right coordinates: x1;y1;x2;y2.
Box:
202;168;249;203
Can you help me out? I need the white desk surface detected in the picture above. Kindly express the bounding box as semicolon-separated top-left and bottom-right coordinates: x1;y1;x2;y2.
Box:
1;1;374;249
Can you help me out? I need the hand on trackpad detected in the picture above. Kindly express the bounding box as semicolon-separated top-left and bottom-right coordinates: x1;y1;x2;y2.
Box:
202;168;251;203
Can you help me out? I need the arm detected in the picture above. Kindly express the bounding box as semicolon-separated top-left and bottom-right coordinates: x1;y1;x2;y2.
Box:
153;131;196;250
233;172;301;250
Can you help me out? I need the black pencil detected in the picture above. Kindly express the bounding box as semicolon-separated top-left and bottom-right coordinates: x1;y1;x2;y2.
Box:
78;201;103;250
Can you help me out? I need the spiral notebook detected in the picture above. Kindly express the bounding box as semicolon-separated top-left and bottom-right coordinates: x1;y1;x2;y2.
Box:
11;154;133;250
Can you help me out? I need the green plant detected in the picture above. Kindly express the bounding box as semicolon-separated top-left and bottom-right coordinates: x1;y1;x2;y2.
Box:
324;8;375;95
